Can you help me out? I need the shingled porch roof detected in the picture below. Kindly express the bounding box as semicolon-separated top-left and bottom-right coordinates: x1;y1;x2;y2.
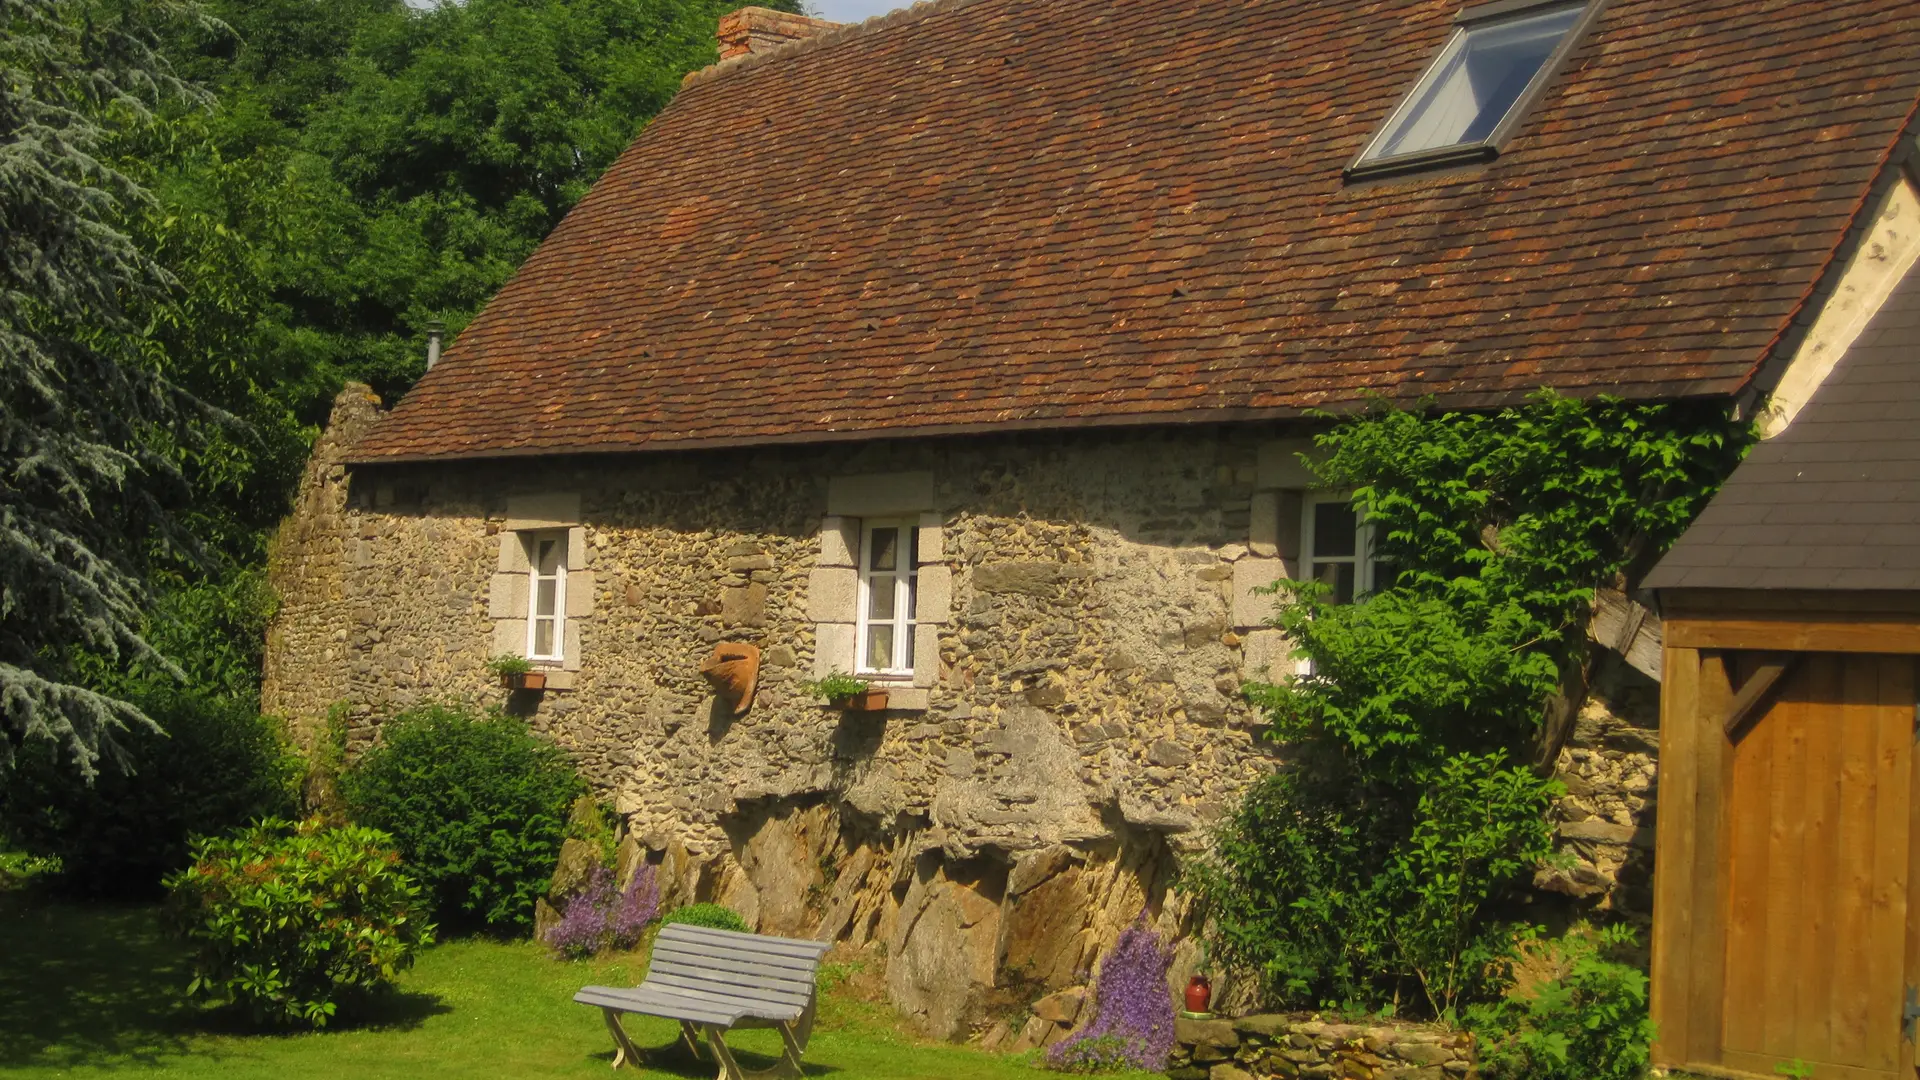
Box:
352;0;1920;463
1645;261;1920;594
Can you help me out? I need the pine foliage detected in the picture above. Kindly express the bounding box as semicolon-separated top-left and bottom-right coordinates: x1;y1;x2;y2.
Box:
0;0;214;779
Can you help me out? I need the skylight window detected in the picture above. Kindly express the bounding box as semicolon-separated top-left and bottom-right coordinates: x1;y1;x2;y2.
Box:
1348;0;1599;179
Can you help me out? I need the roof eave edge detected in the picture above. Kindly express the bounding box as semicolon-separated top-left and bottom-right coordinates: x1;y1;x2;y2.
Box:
344;382;1745;467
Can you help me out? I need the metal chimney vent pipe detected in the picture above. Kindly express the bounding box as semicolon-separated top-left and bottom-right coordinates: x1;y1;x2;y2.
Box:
425;320;444;371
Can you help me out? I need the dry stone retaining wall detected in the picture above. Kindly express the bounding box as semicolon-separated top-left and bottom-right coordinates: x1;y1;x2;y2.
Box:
1170;1015;1477;1080
265;387;1661;1041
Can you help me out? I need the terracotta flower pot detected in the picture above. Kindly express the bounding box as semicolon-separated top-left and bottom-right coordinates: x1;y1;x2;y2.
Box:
834;688;889;712
1184;975;1212;1014
502;670;548;691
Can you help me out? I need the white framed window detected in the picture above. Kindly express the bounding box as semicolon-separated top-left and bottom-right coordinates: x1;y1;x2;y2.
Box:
855;519;917;677
1301;495;1390;604
524;530;567;661
1347;0;1596;179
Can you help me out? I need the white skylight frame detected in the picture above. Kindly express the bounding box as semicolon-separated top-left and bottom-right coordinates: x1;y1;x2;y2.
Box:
1345;0;1608;181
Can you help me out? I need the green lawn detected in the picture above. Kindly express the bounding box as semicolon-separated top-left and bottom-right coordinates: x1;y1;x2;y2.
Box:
0;896;1064;1079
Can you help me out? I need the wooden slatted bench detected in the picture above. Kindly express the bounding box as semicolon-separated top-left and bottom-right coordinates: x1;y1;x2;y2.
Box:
575;922;832;1078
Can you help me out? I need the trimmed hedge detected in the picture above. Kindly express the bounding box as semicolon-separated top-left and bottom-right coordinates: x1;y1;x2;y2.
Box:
660;903;750;934
340;704;585;933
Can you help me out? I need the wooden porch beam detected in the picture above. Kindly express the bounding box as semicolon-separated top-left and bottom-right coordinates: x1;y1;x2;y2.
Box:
1721;652;1798;741
1592;589;1663;681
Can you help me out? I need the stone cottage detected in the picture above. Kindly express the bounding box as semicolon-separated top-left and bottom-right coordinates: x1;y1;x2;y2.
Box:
262;0;1920;1045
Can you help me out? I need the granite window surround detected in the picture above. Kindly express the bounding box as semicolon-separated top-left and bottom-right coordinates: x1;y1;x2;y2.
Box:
809;472;946;712
1230;440;1317;632
489;492;594;691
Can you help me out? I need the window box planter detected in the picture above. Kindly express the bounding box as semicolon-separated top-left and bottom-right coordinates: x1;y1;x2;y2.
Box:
501;670;548;691
831;688;889;712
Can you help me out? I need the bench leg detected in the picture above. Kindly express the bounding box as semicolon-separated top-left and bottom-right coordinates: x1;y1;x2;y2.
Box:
774;995;816;1074
695;1022;806;1080
601;1008;643;1071
680;1020;706;1062
703;1025;746;1080
775;1020;806;1077
792;996;817;1053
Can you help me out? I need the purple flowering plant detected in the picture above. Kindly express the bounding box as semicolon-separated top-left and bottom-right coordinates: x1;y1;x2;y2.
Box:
1044;915;1176;1073
543;863;660;958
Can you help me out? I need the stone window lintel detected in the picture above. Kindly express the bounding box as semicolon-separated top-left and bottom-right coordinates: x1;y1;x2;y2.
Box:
503;492;581;532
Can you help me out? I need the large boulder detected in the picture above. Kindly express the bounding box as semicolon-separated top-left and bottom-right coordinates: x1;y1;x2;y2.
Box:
730;802;835;936
548;838;600;900
1001;847;1093;989
887;857;1004;1040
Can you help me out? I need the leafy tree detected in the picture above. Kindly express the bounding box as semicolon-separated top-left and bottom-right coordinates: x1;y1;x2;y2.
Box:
0;0;219;780
1191;392;1750;1017
165;0;806;405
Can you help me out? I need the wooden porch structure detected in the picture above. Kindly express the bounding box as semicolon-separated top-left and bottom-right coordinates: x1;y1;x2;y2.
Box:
1652;593;1920;1080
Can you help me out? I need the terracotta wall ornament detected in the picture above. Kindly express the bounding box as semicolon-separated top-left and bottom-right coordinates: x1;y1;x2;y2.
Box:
699;642;761;716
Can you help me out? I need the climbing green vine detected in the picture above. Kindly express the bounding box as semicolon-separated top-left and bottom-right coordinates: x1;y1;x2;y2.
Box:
1189;390;1751;1019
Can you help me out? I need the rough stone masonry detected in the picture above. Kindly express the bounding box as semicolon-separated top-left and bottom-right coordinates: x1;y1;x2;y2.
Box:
263;387;1659;1044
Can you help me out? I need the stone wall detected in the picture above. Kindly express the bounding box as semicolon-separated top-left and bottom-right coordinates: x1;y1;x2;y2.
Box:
268;388;1299;1039
1538;655;1660;920
264;386;1658;1041
1170;1015;1477;1080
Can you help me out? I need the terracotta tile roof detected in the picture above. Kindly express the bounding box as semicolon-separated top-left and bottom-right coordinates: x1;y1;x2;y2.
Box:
352;0;1920;462
1645;262;1920;594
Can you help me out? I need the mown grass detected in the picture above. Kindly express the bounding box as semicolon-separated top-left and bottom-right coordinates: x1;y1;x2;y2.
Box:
0;896;1073;1079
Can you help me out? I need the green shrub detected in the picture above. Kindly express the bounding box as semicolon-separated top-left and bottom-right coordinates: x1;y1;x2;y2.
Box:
661;903;750;933
0;687;302;897
1468;925;1654;1080
1190;394;1746;1018
0;851;61;890
800;672;868;702
340;704;585;933
1190;752;1558;1015
166;818;433;1029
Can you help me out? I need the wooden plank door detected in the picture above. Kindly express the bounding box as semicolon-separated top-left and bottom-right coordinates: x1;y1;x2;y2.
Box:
1719;653;1916;1080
